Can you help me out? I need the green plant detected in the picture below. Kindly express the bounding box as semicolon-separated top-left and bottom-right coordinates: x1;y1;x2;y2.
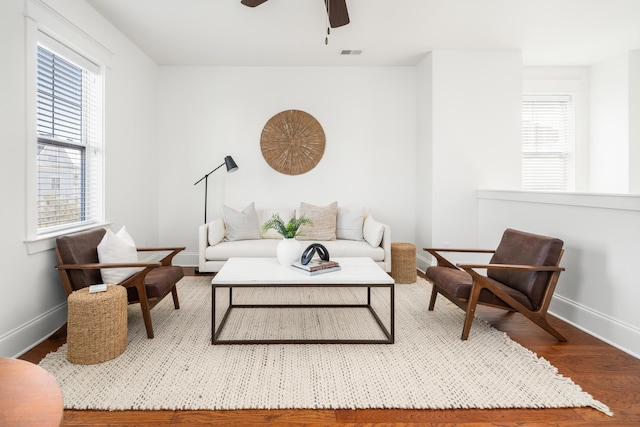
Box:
261;214;313;239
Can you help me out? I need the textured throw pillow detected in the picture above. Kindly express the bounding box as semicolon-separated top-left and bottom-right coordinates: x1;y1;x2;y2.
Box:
336;207;364;241
223;203;261;241
297;201;338;241
97;226;142;284
363;215;385;247
208;217;225;246
258;208;296;239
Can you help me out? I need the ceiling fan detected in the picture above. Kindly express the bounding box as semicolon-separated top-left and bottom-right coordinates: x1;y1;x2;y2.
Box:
240;0;350;28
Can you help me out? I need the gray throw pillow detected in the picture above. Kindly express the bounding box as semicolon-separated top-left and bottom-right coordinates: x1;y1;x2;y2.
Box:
223;203;261;241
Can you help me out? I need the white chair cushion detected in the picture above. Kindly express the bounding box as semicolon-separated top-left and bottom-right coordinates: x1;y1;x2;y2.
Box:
97;226;142;284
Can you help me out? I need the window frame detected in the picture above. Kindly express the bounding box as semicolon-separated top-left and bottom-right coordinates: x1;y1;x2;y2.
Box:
24;0;112;254
522;75;588;193
522;93;576;192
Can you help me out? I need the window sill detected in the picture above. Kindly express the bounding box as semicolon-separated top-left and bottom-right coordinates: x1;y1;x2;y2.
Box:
24;222;112;255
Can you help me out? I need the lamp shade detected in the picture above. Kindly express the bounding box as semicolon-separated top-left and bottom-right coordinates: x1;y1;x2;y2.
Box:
224;156;239;173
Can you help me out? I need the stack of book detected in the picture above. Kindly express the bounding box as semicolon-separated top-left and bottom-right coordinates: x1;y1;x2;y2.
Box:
291;259;341;275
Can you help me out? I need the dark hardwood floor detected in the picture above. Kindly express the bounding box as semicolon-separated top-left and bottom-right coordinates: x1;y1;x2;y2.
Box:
19;269;640;426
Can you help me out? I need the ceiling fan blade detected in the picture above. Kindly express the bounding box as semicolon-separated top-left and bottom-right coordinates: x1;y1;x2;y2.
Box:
326;0;350;28
241;0;269;7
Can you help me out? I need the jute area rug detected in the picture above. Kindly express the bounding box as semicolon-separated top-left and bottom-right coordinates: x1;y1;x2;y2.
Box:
39;276;611;414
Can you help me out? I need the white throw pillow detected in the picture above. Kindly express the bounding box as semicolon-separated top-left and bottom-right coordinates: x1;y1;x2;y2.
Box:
363;215;385;248
297;201;338;241
258;208;296;239
336;207;364;241
97;226;142;284
208;217;225;246
223;203;261;241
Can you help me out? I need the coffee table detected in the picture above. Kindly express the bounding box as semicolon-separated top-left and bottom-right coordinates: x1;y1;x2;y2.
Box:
211;257;395;344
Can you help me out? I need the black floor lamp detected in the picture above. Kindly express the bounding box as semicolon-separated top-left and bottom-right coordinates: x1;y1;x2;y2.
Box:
194;155;238;224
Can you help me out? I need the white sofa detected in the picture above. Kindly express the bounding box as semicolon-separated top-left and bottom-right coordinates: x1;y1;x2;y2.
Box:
198;203;391;273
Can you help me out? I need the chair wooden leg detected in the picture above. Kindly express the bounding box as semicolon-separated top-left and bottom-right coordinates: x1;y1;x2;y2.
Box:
461;283;482;340
529;313;567;342
171;286;180;309
136;285;154;339
428;285;438;311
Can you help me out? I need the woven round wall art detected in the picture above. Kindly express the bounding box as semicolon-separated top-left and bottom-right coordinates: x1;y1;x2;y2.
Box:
260;109;326;175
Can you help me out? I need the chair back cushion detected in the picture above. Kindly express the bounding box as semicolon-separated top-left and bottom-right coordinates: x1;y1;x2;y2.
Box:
56;228;107;291
488;228;563;309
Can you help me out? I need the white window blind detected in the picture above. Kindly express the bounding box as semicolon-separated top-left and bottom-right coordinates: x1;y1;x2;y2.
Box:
36;42;103;234
522;94;574;191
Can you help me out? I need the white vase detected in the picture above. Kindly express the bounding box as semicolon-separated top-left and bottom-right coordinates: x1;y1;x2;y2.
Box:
276;237;302;266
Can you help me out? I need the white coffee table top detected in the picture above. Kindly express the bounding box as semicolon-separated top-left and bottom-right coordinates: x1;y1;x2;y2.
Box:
212;257;394;286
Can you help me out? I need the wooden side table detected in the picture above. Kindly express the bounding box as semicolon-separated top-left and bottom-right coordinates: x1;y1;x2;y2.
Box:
0;358;63;426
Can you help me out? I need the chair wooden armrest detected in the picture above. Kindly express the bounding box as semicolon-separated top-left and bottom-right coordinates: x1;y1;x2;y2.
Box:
457;263;565;272
137;247;186;252
137;247;185;266
424;248;495;254
56;262;162;271
423;248;495;269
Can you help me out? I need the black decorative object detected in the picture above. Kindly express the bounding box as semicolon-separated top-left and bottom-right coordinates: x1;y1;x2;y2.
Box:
300;243;330;265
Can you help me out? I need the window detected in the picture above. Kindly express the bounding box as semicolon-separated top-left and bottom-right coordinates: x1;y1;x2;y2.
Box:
522;94;575;191
36;40;103;235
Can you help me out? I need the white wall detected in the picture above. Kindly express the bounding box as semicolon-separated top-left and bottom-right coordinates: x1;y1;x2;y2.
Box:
157;66;418;265
415;54;434;255
629;50;640;193
589;54;629;193
0;0;159;357
415;51;522;271
478;190;640;358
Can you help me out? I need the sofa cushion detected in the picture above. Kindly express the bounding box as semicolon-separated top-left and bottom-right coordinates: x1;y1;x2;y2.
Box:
205;239;280;260
204;239;385;262
336;207;364;241
297;201;338;241
97;226;143;284
223;203;261;241
258;208;296;239
320;240;385;261
363;215;385;247
208;217;225;246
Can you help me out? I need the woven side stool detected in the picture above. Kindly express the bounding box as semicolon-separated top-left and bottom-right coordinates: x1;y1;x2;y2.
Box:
391;242;417;284
67;285;127;364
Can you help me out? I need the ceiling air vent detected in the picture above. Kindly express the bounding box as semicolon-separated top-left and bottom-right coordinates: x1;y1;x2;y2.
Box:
340;49;363;56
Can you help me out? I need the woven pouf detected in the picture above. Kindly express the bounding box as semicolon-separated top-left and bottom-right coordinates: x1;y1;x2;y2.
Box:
391;242;417;284
67;285;127;364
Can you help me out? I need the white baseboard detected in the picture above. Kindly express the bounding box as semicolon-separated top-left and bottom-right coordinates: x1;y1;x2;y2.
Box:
416;253;432;274
174;251;198;267
550;295;640;359
0;302;67;358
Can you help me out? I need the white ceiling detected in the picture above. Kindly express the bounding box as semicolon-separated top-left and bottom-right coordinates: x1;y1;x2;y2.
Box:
85;0;640;67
